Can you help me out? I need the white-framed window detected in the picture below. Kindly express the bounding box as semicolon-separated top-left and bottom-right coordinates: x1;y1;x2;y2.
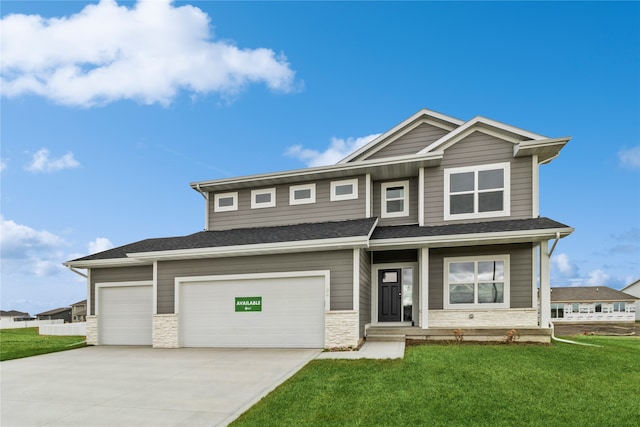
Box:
330;178;358;201
444;162;510;220
381;180;409;218
613;302;626;312
444;255;510;309
214;192;238;212
289;183;316;205
251;188;276;209
551;303;565;319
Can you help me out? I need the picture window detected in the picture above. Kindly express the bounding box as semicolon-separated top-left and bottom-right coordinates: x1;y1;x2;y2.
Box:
330;179;358;201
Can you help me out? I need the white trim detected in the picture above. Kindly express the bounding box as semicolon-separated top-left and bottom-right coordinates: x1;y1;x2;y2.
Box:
532;245;538;307
420;247;429;329
64;258;151;268
152;261;158;315
330;178;359;201
539;241;551;327
94;280;153;316
214;192;238;212
418;167;425;226
87;269;92;316
353;249;360;312
289;183;316;205
444;162;511;221
204;192;210;230
174;270;331;314
365;173;372;217
381;180;410;218
443;254;510;310
532;155;539;217
251;188;276;209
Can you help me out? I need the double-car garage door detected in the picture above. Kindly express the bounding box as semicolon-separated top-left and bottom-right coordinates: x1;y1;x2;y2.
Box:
98;273;326;348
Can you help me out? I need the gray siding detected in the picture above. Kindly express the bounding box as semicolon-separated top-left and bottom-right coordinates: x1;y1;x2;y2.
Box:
358;249;372;338
89;265;153;314
428;243;534;310
156;250;354;314
367;123;449;160
424;131;533;225
373;177;419;226
208;176;367;230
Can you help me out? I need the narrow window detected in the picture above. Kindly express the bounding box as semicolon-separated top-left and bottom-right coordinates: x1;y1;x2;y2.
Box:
444;163;510;220
214;192;238;212
381;180;410;218
331;179;358;201
251;188;276;209
289;184;316;205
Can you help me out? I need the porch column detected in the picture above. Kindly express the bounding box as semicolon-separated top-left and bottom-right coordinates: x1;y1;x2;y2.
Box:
420;247;429;329
539;240;551;328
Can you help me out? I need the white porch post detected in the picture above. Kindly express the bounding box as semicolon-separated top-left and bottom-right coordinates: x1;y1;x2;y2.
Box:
420;247;429;329
539;240;551;328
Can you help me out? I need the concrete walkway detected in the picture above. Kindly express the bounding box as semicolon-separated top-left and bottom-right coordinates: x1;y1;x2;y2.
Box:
316;341;405;360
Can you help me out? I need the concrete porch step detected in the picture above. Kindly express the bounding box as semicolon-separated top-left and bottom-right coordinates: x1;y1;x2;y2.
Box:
366;334;406;342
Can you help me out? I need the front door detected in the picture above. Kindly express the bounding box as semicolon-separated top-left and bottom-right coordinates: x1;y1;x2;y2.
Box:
378;269;401;322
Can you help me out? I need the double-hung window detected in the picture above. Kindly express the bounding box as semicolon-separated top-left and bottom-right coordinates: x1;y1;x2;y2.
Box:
444;255;509;309
381;180;409;218
444;163;510;220
214;192;238;212
289;184;316;205
251;188;276;209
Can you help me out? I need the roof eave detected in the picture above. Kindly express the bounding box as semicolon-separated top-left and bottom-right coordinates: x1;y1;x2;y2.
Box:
514;137;572;164
63;257;152;269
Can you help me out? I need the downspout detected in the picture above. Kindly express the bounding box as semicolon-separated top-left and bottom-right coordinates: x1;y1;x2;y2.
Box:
66;265;88;279
194;183;207;200
548;232;560;257
550;322;601;347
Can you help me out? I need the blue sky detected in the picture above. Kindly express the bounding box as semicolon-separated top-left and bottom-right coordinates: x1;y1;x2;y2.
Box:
1;0;639;316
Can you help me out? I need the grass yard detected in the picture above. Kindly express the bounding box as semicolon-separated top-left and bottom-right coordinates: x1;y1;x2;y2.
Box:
0;327;86;361
232;337;640;426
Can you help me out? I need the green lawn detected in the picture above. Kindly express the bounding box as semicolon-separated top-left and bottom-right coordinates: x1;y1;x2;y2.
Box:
0;327;86;361
232;337;640;426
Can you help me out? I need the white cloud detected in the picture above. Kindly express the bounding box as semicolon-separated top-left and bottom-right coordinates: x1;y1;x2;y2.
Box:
25;148;80;173
89;237;114;254
618;146;640;169
585;269;610;286
286;134;381;167
551;253;576;277
0;158;7;172
0;0;298;107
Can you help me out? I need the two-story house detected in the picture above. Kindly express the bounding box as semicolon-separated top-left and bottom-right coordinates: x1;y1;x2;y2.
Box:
64;108;573;347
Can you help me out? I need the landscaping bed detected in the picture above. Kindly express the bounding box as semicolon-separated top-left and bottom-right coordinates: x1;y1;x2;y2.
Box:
554;321;639;337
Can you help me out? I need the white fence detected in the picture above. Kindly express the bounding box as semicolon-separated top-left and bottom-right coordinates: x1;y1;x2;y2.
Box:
0;319;64;329
39;322;87;336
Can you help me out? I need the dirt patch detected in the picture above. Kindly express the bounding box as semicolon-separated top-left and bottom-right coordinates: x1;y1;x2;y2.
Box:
553;322;639;337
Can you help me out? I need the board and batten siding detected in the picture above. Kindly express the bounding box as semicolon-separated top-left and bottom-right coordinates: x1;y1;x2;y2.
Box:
156;250;354;314
358;249;372;338
424;131;533;226
372;177;419;226
428;243;534;310
207;176;366;231
367;123;450;160
89;265;153;314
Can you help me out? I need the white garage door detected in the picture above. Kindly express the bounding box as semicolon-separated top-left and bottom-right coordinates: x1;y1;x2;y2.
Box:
180;275;325;348
99;284;152;345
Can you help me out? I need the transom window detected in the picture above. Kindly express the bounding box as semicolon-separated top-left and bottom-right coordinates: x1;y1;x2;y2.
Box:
289;184;316;205
444;163;510;220
251;188;276;209
381;180;409;218
444;255;509;309
330;179;358;201
214;192;238;212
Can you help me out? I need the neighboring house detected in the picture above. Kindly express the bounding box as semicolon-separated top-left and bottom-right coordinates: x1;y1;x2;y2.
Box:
64;108;574;348
71;300;87;323
550;286;636;323
621;278;640;321
0;310;32;321
36;307;72;323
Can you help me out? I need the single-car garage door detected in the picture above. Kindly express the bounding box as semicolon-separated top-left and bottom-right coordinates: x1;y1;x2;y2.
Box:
179;274;326;348
99;284;152;345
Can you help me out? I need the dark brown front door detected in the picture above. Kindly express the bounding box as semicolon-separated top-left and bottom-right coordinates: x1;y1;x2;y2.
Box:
378;269;401;322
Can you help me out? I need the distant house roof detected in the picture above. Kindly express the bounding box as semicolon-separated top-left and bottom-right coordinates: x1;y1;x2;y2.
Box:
71;300;87;307
0;310;30;317
36;307;71;316
550;286;637;303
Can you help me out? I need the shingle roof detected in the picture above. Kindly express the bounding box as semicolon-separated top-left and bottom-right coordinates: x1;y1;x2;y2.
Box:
0;310;30;317
36;307;71;316
551;286;637;302
68;218;378;262
371;217;570;240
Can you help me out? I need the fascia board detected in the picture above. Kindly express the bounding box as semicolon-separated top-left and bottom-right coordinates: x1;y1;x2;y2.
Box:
63;258;151;269
127;236;371;261
514;137;571;161
369;227;575;249
338;109;464;164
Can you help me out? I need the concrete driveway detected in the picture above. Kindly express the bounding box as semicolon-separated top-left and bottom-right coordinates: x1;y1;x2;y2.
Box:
1;346;320;427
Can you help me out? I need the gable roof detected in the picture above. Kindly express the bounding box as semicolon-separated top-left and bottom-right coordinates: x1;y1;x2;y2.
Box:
550;286;637;303
36;307;71;316
0;310;30;317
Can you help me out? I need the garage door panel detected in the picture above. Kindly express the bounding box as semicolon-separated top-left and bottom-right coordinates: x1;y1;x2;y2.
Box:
180;276;325;348
100;285;152;346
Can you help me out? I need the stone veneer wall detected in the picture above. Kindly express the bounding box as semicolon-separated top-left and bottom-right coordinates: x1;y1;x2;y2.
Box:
152;314;179;348
85;315;98;345
428;308;538;328
325;310;359;348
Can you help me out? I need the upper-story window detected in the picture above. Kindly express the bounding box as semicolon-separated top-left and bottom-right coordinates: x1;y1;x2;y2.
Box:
381;180;409;218
251;188;276;209
444;255;510;309
444;162;510;221
289;183;316;205
214;192;238;212
330;179;358;201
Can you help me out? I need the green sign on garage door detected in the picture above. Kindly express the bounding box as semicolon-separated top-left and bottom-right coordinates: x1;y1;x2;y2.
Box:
235;296;262;312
